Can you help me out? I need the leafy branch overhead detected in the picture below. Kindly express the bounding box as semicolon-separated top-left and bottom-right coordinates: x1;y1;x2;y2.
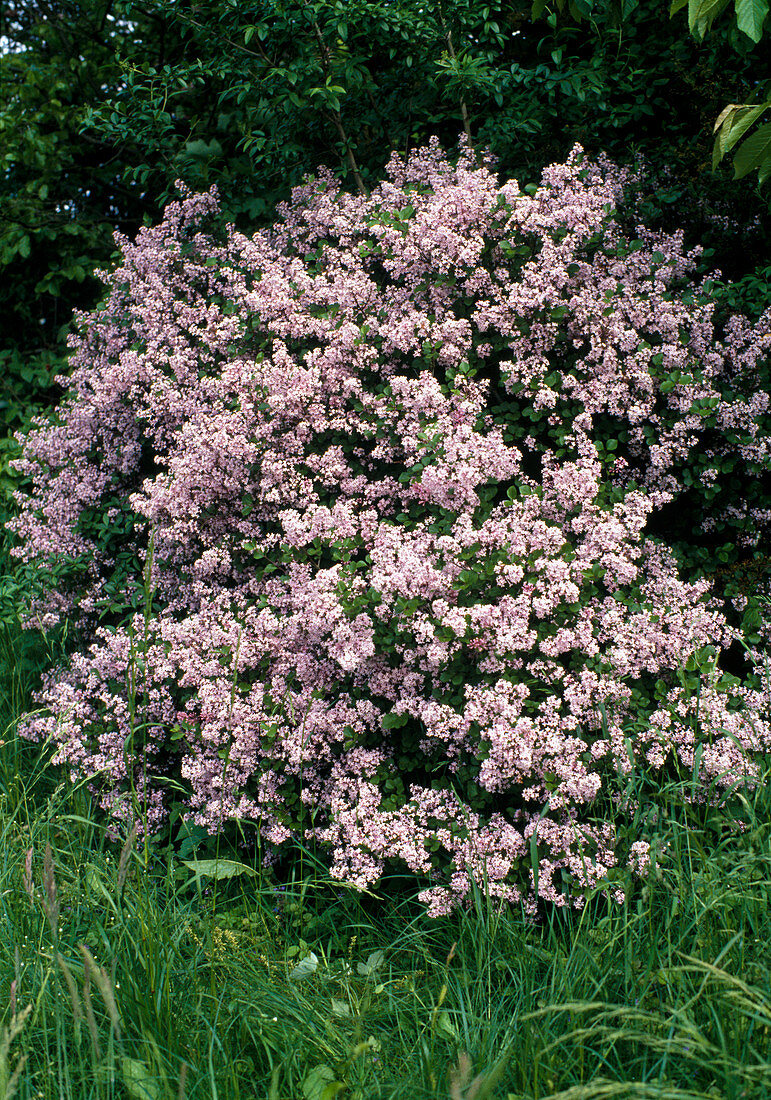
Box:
670;0;770;182
713;97;771;182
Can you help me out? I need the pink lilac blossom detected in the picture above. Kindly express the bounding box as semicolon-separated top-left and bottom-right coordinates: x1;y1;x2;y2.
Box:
7;143;771;912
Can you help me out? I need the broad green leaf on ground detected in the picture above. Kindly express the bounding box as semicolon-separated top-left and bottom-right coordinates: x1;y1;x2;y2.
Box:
290;952;320;981
356;950;385;976
180;858;257;880
122;1058;162;1100
302;1064;346;1100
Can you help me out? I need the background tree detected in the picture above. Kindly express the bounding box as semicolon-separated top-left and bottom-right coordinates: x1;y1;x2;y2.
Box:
1;1;768;398
0;2;148;457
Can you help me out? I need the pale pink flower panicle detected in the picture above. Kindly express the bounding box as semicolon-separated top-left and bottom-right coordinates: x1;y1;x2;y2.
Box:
8;140;771;913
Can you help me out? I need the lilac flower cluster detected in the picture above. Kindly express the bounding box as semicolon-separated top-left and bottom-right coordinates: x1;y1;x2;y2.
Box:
9;140;771;914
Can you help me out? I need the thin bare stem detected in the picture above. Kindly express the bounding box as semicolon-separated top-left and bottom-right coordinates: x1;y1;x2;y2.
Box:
437;1;474;149
42;843;59;940
80;949;102;1062
298;0;368;195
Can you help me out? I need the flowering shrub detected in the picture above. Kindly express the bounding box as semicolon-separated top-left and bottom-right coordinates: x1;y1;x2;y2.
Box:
9;140;771;914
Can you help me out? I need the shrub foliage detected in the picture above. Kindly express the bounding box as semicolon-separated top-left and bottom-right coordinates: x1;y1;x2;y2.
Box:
9;141;771;913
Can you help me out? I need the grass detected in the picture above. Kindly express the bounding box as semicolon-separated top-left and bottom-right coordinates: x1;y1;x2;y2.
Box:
2;583;771;1098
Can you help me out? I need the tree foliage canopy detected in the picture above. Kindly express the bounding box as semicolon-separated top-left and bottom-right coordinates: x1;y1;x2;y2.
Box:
1;0;768;446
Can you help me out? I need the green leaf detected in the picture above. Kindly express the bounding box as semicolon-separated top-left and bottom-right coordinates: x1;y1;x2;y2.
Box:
688;0;731;36
692;740;704;791
302;1065;345;1100
382;712;409;729
181;858;257;880
435;1009;459;1041
357;949;385;975
735;0;768;39
733;120;771;179
713;102;769;167
290;952;319;981
122;1058;162;1100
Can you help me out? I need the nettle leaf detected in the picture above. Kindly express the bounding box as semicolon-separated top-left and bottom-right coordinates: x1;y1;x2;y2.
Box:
434;1009;459;1041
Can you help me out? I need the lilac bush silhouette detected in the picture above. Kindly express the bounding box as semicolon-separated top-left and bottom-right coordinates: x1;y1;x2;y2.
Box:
9;140;771;914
